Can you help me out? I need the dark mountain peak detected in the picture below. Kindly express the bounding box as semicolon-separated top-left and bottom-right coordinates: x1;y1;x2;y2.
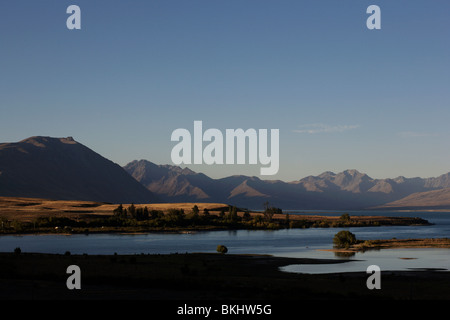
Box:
324;169;372;193
393;176;406;183
160;164;197;175
425;172;450;188
0;136;157;203
343;169;358;175
433;172;450;180
127;159;146;166
124;160;214;202
18;136;78;147
0;136;92;157
340;169;369;178
125;159;158;170
392;176;424;185
124;160;199;178
335;169;372;182
302;169;369;182
318;171;336;179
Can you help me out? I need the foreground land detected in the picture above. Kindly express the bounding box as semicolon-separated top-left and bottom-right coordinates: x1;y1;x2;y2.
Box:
0;197;430;234
0;252;449;300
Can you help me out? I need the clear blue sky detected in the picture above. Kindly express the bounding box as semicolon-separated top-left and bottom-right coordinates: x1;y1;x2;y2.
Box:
0;1;449;181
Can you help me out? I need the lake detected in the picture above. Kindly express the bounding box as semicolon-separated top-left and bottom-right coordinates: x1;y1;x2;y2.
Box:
1;210;449;274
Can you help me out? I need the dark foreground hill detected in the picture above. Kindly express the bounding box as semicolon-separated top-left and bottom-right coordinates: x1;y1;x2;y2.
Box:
0;252;449;300
0;136;158;204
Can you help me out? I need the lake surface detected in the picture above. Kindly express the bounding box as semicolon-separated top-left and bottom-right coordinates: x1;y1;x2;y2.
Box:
1;210;449;274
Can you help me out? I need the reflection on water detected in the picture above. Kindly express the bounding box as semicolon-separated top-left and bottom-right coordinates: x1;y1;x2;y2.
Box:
333;251;356;258
280;248;450;274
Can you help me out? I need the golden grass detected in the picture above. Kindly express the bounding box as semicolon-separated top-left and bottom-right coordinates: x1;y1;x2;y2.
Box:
0;196;230;222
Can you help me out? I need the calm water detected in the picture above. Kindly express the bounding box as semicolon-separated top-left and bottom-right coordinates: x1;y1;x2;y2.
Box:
1;210;449;274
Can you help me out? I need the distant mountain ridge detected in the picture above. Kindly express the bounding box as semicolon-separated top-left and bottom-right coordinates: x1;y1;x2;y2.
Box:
124;159;450;210
1;136;449;210
0;137;158;204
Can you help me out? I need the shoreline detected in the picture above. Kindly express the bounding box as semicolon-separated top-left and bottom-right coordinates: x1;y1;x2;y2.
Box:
326;238;450;253
0;218;431;236
0;213;432;236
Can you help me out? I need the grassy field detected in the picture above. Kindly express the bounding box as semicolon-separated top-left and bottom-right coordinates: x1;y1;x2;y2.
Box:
0;196;230;222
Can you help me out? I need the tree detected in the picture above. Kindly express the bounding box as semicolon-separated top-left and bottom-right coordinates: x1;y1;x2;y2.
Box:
333;230;357;249
11;220;23;232
113;204;124;217
0;217;9;230
143;207;149;220
128;204;136;219
264;210;274;222
166;209;185;224
150;210;164;219
242;210;251;221
263;201;282;222
253;215;263;225
191;205;200;220
263;201;274;222
228;206;238;223
135;207;144;220
340;213;351;222
285;213;290;226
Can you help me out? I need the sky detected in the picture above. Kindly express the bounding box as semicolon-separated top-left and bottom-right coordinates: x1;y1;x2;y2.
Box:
0;0;449;181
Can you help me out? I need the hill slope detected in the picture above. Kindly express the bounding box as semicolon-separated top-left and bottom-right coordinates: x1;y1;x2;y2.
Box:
0;137;158;204
373;188;450;210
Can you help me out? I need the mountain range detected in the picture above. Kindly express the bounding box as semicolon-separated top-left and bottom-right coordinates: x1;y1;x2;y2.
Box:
1;136;450;210
124;159;450;210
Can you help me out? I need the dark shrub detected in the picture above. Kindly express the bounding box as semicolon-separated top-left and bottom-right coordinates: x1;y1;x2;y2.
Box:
216;245;228;254
333;230;357;249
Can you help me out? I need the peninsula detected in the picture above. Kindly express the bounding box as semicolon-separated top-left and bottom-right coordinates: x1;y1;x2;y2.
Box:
0;196;430;235
329;237;450;253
